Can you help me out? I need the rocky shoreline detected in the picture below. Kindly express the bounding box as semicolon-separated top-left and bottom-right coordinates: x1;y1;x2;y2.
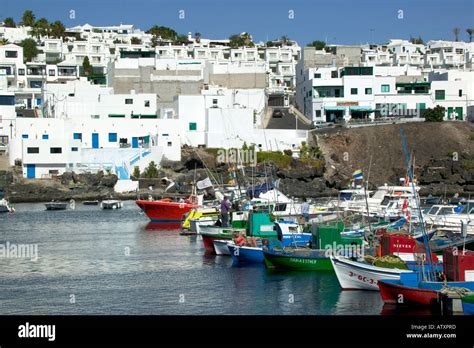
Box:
2;123;474;203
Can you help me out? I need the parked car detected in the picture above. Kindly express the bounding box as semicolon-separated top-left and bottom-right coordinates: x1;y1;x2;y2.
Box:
313;121;335;128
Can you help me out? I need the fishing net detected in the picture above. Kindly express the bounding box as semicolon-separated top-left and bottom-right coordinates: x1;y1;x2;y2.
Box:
364;254;409;270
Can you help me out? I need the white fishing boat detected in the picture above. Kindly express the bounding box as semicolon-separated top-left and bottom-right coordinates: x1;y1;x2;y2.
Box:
101;199;123;209
422;203;474;234
212;240;231;255
330;255;413;291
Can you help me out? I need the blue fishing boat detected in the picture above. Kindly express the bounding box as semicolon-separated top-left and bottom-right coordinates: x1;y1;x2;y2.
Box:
227;242;265;264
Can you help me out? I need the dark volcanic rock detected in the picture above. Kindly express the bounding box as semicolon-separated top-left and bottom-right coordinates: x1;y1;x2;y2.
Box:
277;164;323;180
99;175;118;188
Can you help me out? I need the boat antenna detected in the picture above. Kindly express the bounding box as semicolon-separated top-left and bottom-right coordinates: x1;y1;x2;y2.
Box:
364;155;373;241
400;128;436;281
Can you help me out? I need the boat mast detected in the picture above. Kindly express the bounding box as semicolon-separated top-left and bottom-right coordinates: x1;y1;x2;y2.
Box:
400;128;435;281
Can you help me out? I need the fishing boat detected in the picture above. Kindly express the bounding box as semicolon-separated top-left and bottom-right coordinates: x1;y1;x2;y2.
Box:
461;293;474;314
45;201;68;210
228;242;265;264
83;200;99;206
0;198;14;213
201;211;277;254
274;220;312;247
378;129;474;307
182;207;220;233
263;219;364;271
423;203;474;235
201;229;240;254
198;211;249;235
330;254;414;291
263;248;334;270
213;239;231;255
101;199;123;210
136;197;199;222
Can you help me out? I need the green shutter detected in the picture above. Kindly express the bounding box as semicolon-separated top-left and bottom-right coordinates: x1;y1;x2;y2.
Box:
435;90;445;100
189;122;197;131
455;107;463;120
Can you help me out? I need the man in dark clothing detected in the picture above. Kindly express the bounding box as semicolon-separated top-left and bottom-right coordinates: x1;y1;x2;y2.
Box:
220;196;231;227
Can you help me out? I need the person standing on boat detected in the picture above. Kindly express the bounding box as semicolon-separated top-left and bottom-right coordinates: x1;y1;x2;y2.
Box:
301;197;310;223
220;196;231;227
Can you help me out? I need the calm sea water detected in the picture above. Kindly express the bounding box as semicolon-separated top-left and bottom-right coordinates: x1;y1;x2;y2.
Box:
0;201;388;315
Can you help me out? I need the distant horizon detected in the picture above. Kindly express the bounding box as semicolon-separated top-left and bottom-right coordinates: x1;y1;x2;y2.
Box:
2;0;474;46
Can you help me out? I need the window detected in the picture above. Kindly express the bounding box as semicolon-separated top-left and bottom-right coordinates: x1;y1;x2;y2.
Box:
351;88;358;95
212;99;218;106
48;69;55;76
50;147;62;154
71;147;78;152
315;110;321;117
22;134;28;139
381;84;390;93
189;122;197;131
0;95;15;105
144;100;150;107
435;90;445;100
73;133;82;141
365;88;372;95
18;68;25;76
42;134;49;140
5;50;17;58
30;81;43;88
108;133;118;142
417;103;426;110
314;73;321;78
125;98;133;104
27;147;39;154
167;141;172;147
331;70;338;78
459;89;463;97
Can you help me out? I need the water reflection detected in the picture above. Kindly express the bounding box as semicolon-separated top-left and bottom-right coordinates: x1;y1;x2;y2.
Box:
145;222;182;231
334;290;384;315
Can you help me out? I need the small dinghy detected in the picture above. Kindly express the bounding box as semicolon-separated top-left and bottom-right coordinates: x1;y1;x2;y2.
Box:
45;200;68;211
101;199;123;210
83;200;100;206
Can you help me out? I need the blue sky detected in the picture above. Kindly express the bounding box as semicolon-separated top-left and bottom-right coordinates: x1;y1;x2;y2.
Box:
2;0;474;45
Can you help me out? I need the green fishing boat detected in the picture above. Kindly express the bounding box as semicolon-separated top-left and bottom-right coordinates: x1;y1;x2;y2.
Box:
263;220;364;271
263;248;333;270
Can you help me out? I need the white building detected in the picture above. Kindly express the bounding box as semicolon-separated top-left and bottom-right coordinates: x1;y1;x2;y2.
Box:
7;79;181;179
176;86;306;151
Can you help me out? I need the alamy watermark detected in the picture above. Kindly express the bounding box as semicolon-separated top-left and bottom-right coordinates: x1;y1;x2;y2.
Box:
324;242;364;258
379;103;421;117
0;241;38;262
216;148;257;167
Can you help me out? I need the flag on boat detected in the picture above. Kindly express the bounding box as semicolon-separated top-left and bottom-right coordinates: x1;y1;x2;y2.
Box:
352;170;363;180
196;177;213;190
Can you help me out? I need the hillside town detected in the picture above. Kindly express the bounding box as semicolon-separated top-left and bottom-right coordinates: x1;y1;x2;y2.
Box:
0;11;473;192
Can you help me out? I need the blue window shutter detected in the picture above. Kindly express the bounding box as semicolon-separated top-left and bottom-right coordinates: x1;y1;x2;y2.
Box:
22;134;28;139
42;134;49;140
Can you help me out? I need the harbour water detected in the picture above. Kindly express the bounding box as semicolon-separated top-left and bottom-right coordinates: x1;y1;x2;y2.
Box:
1;201;397;315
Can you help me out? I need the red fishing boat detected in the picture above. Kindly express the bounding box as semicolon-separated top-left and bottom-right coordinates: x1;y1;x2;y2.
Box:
378;277;439;306
136;198;199;222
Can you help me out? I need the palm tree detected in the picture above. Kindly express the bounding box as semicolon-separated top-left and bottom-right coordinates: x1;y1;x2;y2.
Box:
20;10;35;27
3;17;16;28
467;28;474;42
34;18;50;38
453;27;460;42
50;21;65;39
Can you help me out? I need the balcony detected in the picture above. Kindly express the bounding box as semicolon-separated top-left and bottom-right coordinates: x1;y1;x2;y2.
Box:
58;68;77;77
26;68;46;76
